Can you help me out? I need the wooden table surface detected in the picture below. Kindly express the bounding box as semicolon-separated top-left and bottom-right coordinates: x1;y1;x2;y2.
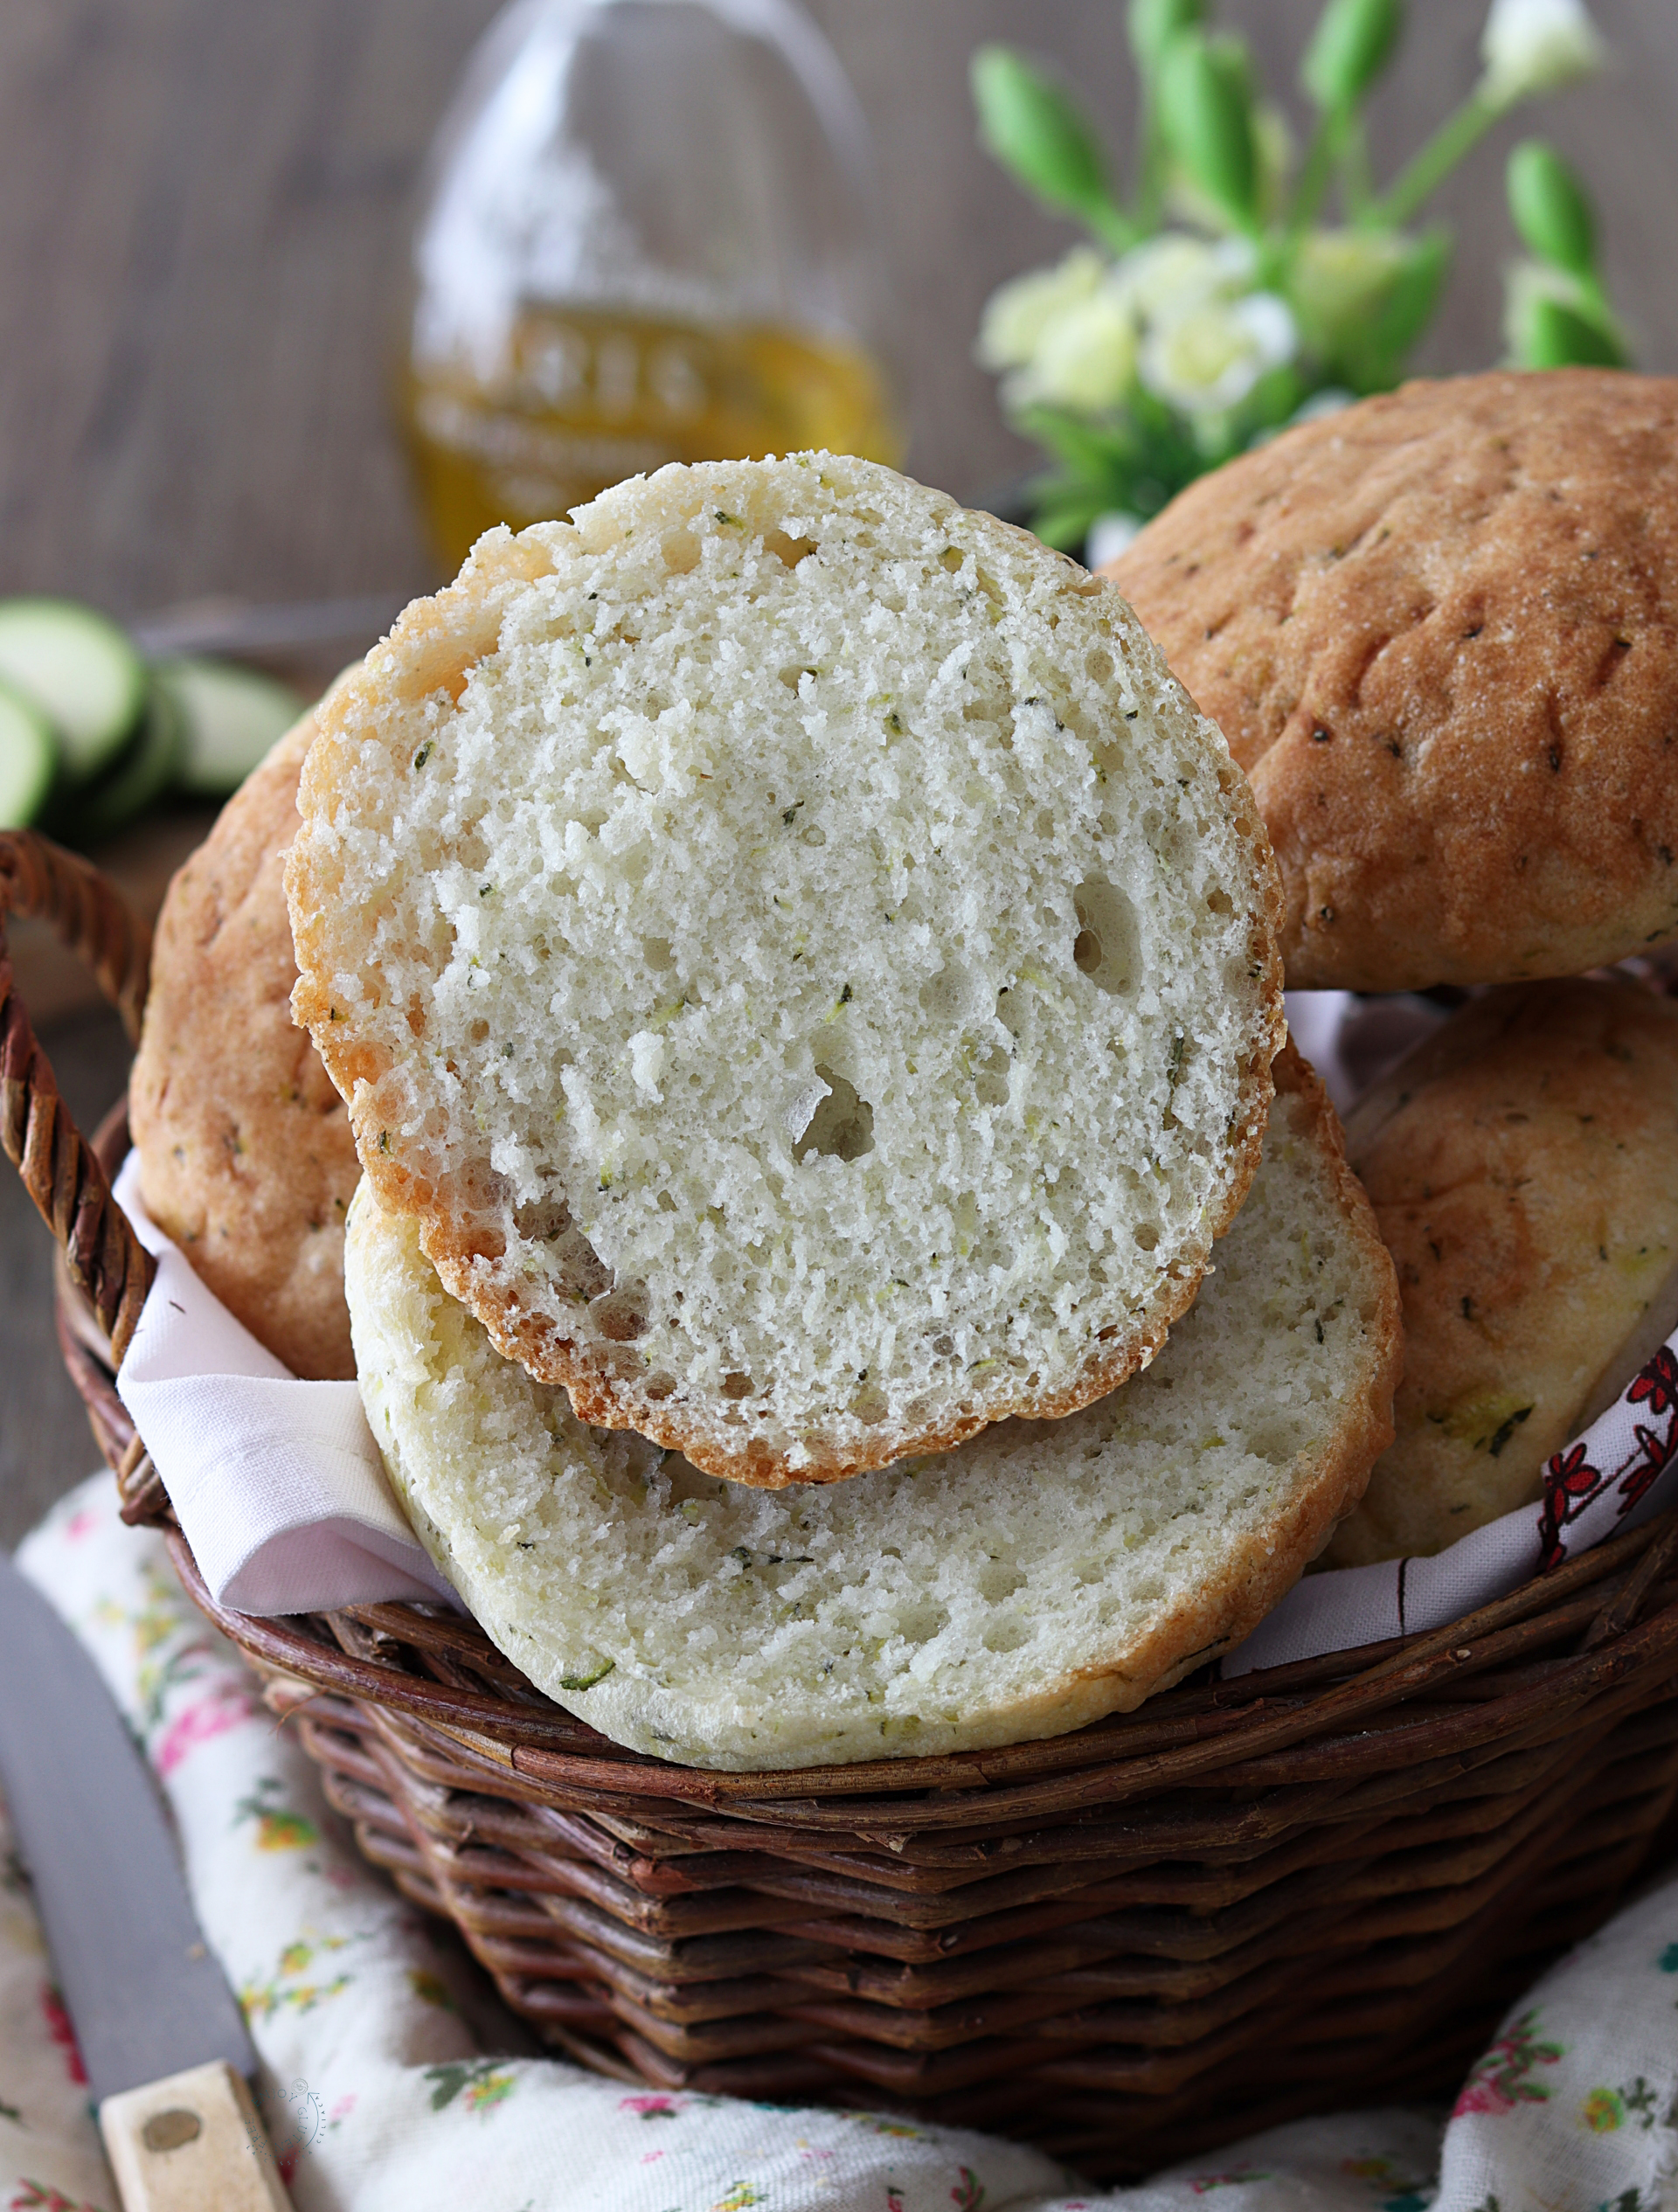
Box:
4;0;1678;1543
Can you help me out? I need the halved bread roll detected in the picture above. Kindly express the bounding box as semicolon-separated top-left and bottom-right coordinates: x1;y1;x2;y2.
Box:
291;454;1283;1486
346;1048;1399;1771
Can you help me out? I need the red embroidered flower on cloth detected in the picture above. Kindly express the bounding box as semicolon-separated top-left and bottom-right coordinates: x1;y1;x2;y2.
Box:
1537;1442;1604;1570
1627;1345;1678;1418
1620;1422;1677;1519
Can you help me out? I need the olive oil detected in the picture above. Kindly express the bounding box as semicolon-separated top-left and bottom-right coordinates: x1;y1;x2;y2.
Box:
403;305;901;572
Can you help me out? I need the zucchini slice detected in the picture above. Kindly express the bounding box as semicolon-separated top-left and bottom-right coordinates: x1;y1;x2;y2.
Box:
0;599;145;785
73;679;190;846
155;656;305;795
0;680;59;829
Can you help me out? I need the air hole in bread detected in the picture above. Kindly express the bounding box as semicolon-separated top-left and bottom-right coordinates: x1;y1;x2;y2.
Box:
1134;1222;1160;1251
979;1560;1026;1602
662;529;701;574
549;1224;612;1303
918;960;980;1023
762;529;816;567
794;1068;875;1164
722;1369;754;1399
852;1383;890;1425
591;1286;648;1342
972;1044;1011;1108
1073;877;1140;996
644;937;676;973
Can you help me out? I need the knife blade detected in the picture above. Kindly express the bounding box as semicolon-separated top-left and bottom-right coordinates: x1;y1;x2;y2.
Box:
0;1544;291;2209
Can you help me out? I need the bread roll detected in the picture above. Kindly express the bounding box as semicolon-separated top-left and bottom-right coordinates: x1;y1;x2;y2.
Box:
1326;978;1678;1565
348;1048;1399;1769
129;709;359;1380
1106;371;1678;991
290;454;1284;1486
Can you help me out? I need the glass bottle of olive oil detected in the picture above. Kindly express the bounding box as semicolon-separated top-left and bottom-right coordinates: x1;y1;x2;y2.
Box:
402;0;902;575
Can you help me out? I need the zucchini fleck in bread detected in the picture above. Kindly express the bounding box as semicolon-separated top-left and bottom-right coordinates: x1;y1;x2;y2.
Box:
291;454;1284;1486
346;1047;1399;1769
1106;371;1678;991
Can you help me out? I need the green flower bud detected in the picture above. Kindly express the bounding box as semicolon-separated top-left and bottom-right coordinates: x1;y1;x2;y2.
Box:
1287;227;1448;389
972;47;1114;227
1127;0;1206;74
1507;140;1597;275
1156;33;1259;230
1504;259;1626;367
1302;0;1404;111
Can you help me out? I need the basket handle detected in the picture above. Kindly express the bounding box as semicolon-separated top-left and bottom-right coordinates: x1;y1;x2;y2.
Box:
0;830;156;1369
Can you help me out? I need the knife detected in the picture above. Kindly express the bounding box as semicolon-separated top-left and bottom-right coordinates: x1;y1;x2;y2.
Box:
0;1546;292;2210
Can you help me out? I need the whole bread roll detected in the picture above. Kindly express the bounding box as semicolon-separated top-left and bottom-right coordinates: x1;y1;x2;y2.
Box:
289;454;1284;1487
1325;977;1678;1566
129;708;360;1380
1105;371;1678;991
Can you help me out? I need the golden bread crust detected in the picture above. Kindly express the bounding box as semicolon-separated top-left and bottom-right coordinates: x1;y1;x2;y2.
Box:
1106;370;1678;989
129;709;361;1379
1327;977;1678;1565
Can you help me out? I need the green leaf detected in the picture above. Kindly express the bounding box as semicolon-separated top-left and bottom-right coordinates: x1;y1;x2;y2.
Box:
1156;32;1260;230
1015;403;1138;481
1127;0;1205;73
1302;0;1404;111
1508;140;1597;275
1522;295;1626;368
1032;495;1112;551
972;47;1120;232
1365;230;1449;371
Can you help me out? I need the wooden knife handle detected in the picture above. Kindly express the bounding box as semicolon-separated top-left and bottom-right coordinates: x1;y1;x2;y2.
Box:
99;2060;294;2211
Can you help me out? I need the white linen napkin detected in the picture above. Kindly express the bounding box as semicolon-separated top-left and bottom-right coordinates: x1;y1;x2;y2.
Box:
10;1474;1678;2212
111;1151;453;1614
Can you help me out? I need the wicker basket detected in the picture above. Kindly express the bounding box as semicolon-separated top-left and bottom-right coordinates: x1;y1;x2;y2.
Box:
8;825;1678;2182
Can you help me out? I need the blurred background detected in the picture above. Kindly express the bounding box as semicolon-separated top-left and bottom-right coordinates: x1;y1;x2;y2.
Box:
4;0;1678;1537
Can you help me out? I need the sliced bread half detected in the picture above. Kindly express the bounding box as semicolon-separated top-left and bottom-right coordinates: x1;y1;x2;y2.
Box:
346;1048;1399;1771
293;454;1283;1484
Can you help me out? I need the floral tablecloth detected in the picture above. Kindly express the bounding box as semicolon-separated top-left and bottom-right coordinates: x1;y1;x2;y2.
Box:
3;1473;1677;2212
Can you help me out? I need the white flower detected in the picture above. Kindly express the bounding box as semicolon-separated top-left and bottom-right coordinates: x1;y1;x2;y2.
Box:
1013;291;1139;413
1111;233;1257;324
1479;0;1605;109
976;247;1106;373
1085;512;1145;569
1139;291;1297;418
